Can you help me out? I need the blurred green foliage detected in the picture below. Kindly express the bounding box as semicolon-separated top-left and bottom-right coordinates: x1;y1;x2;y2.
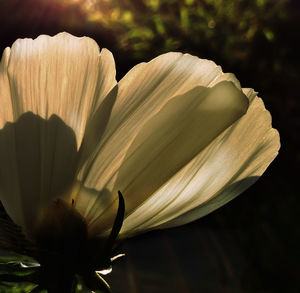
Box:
85;0;288;60
1;0;298;91
0;254;37;293
0;253;101;292
77;0;289;63
53;0;299;116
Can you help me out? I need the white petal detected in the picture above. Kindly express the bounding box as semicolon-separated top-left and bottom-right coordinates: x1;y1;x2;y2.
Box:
108;53;241;137
79;53;240;191
5;32;116;147
116;81;248;207
85;81;248;236
73;55;241;236
76;54;240;233
0;33;116;233
120;89;280;236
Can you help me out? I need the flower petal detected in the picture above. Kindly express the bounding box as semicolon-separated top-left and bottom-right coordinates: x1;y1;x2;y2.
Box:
85;81;248;236
107;53;241;137
80;53;240;191
0;33;117;233
120;89;280;236
115;81;248;209
75;54;242;236
4;32;116;147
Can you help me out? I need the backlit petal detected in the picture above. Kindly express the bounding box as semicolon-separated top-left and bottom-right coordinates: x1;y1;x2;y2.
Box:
5;32;116;147
76;53;242;234
120;89;280;235
0;33;117;234
80;53;240;191
86;81;248;236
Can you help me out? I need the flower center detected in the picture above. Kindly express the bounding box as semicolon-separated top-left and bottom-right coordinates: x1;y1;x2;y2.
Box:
30;191;125;292
34;199;89;292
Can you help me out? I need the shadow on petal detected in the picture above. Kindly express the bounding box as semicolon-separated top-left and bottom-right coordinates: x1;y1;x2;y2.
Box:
0;112;78;236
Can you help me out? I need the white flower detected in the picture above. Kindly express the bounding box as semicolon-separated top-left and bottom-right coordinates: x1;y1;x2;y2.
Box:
0;32;279;291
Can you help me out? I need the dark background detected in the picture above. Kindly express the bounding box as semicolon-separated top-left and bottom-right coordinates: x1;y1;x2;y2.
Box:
0;0;299;292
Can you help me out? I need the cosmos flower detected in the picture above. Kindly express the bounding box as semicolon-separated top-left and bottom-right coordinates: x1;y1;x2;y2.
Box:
0;32;279;292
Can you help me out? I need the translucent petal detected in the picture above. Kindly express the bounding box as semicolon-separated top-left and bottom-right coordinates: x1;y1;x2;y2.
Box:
0;33;117;233
76;54;242;235
87;81;248;235
120;89;280;236
4;32;116;147
80;53;240;192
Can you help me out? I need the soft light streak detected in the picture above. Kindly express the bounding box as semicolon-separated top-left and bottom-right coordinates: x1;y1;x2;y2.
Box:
97;266;112;275
20;262;41;268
